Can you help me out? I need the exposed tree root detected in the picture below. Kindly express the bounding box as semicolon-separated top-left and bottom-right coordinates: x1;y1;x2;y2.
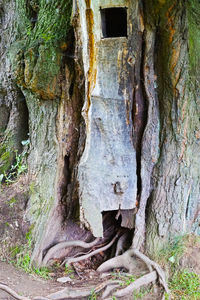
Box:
97;249;136;273
131;248;169;293
102;283;121;299
0;283;30;300
42;237;101;266
45;280;122;299
97;248;169;294
62;233;119;265
114;271;157;297
0;283;50;300
115;231;130;256
0;233;169;300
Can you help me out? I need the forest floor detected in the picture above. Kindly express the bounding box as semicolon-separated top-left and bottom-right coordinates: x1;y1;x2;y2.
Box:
0;176;156;299
0;261;60;300
0;176;199;299
0;259;158;300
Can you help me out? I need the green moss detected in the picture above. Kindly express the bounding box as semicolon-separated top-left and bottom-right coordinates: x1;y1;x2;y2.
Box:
144;0;176;27
16;0;72;46
188;0;200;81
29;182;36;195
12;0;72;99
0;144;13;174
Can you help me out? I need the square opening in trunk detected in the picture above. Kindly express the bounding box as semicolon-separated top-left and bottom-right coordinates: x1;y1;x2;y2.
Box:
101;7;127;38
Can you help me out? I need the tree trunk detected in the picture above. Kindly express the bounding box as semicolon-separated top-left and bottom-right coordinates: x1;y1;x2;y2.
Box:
0;0;199;265
144;0;200;254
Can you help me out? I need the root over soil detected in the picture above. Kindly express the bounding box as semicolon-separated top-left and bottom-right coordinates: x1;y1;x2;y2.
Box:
0;230;169;299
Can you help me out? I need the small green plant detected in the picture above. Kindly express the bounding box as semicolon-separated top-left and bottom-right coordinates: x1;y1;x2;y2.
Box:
4;150;27;184
7;197;17;208
65;263;74;275
169;270;200;299
112;272;136;286
26;24;32;37
133;287;152;299
123;275;135;286
88;289;97;300
1;138;29;184
9;229;50;279
155;235;187;270
9;245;21;259
40;32;55;42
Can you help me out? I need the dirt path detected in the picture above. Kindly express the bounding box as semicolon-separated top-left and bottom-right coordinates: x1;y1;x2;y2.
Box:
0;261;64;300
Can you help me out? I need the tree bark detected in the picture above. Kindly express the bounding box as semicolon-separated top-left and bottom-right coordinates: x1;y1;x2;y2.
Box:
144;0;200;254
0;0;199;265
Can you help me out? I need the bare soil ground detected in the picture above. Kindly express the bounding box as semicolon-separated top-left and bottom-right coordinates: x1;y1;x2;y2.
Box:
0;261;62;299
0;176;30;261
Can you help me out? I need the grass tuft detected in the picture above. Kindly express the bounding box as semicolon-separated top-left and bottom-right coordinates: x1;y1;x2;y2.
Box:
168;270;200;299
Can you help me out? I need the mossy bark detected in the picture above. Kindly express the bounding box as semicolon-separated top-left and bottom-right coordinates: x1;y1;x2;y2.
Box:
5;0;83;263
0;0;199;265
0;0;29;176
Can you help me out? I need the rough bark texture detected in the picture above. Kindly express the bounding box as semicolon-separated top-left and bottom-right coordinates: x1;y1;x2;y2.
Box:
0;0;84;264
144;0;200;254
0;0;199;265
0;0;29;175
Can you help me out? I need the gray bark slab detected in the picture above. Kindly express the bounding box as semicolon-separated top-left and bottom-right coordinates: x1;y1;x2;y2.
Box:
78;96;137;236
76;0;143;236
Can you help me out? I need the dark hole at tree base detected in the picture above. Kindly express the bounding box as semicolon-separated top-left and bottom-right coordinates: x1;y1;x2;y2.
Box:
101;7;127;38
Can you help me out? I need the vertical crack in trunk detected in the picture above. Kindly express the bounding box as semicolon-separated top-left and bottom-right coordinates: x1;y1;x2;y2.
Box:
132;27;160;250
60;27;86;224
132;35;148;198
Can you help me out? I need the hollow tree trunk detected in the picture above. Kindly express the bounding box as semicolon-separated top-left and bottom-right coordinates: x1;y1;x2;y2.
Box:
0;0;199;265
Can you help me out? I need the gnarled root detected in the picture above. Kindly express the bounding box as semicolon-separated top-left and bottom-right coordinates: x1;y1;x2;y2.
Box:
97;249;136;273
114;271;157;297
131;248;169;293
97;248;169;296
42;237;101;266
115;231;130;256
63;233;119;265
46;280;122;300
